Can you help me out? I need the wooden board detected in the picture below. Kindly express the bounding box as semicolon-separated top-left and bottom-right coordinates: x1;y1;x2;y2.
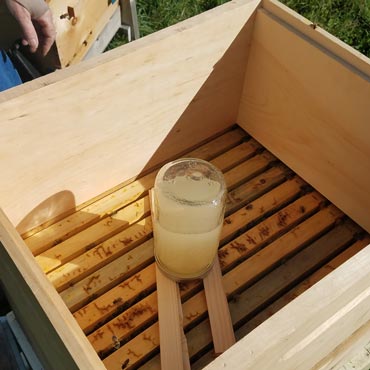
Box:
48;0;119;67
0;0;260;234
190;237;370;370
204;242;370;370
237;9;370;233
261;0;370;76
0;209;105;370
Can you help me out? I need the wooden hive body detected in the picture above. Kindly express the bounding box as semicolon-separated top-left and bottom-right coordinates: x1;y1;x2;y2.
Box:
0;1;369;369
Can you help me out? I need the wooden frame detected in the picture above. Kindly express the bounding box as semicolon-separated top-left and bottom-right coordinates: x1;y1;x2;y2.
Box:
0;0;369;369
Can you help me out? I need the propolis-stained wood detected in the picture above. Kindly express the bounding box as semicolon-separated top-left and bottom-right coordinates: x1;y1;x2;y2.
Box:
20;126;370;370
0;0;369;369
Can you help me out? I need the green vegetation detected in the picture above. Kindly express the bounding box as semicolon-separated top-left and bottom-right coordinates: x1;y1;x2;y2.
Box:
135;0;230;36
280;0;370;57
108;0;370;58
107;0;230;50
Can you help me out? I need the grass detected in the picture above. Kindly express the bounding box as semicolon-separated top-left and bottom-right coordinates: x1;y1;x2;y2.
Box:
280;0;370;57
107;0;230;50
108;0;370;58
134;0;230;36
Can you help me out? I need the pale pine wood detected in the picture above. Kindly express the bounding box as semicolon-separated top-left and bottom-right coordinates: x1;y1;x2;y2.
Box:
25;171;157;254
25;128;246;251
0;0;262;103
223;151;276;190
222;204;343;289
221;177;305;244
60;239;154;311
102;203;348;369
74;185;326;344
210;139;261;172
237;9;370;233
226;164;289;214
61;176;304;312
88;291;157;355
190;226;365;370
235;237;370;342
48;0;119;67
70;169;298;328
317;321;370;370
262;0;370;76
0;0;260;234
155;265;189;370
203;258;236;354
36;196;150;268
43;149;279;293
48;217;152;292
74;263;157;334
102;322;161;369
203;245;370;370
219;192;329;270
182;205;344;329
37;137;257;268
0;209;105;370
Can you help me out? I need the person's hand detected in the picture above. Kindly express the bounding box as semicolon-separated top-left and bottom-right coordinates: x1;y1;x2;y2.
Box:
5;0;55;56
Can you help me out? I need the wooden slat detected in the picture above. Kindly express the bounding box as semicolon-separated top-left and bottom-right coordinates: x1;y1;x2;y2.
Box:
44;150;280;292
203;245;370;370
223;151;276;191
35;136;261;272
59;238;153;299
36;136;258;273
62;177;305;313
226;164;289;214
145;224;364;370
74;263;157;334
235;236;370;342
155;266;189;370
210;139;261;172
102;321;161;370
89;291;158;355
101;203;343;369
190;227;366;370
221;176;305;245
83;190;327;352
48;217;153;292
221;204;341;291
182;206;344;330
27;172;156;256
227;221;359;329
26;128;247;254
203;258;235;354
36;197;151;271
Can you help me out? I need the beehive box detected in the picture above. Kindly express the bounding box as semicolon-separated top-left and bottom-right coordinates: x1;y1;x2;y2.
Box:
0;0;370;369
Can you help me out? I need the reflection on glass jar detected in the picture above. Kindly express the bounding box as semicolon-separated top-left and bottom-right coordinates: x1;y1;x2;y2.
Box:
152;158;226;281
